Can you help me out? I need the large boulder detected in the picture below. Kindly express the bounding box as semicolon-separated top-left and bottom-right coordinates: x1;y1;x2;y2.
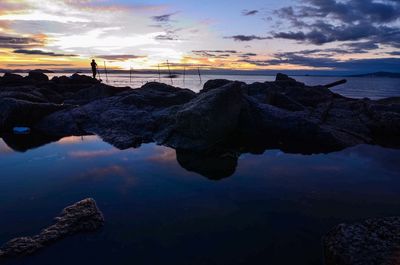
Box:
1;73;398;156
0;73;27;86
69;73;100;84
0;198;104;258
156;81;246;150
324;217;400;265
275;73;298;83
26;71;49;83
200;79;234;94
64;84;131;105
0;98;69;131
132;82;196;108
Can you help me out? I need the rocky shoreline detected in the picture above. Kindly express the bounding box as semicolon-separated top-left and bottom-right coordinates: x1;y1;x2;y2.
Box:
1;72;399;154
1;72;400;263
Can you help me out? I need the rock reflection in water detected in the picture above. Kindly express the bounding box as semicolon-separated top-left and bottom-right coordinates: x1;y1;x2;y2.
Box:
176;149;239;180
0;132;62;153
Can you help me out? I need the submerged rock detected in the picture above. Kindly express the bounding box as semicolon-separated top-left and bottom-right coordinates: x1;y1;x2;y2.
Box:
324;217;400;265
0;198;104;258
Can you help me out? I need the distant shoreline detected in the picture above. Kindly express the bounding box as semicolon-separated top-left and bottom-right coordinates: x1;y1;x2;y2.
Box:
1;69;399;78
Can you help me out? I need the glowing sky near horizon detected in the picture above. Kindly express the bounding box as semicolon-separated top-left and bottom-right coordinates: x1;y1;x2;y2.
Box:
0;0;399;72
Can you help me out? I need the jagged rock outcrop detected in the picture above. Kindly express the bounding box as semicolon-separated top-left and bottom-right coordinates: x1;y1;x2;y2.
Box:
0;198;104;259
26;71;49;83
0;98;69;130
1;72;400;156
324;217;400;265
0;73;131;130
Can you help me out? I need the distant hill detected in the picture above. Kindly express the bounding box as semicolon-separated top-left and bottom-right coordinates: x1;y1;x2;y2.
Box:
0;69;54;74
31;69;55;73
348;72;400;78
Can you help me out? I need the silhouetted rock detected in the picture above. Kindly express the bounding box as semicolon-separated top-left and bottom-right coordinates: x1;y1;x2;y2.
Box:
200;79;234;94
134;82;196;107
0;98;69;130
0;198;104;259
1;73;26;85
26;71;49;83
324;217;400;265
64;84;131;105
275;73;298;83
70;73;100;84
51;75;70;84
1;73;399;159
157;81;245;150
36;82;195;149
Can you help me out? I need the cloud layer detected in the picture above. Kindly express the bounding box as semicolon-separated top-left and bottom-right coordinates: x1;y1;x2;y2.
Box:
273;0;400;48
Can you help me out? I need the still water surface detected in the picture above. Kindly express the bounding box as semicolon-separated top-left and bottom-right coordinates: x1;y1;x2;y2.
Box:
21;72;400;99
1;75;400;265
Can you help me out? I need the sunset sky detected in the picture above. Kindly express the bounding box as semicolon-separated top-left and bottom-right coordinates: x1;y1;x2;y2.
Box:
0;0;399;73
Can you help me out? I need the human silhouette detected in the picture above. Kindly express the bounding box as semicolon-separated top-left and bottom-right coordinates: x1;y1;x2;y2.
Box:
91;59;98;79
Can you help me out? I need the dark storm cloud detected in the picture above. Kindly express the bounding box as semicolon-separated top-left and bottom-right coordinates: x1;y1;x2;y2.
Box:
273;0;400;48
242;54;400;72
13;49;77;57
388;51;400;56
225;35;270;41
0;35;44;49
342;41;380;53
242;10;259;16
273;23;383;45
243;53;339;68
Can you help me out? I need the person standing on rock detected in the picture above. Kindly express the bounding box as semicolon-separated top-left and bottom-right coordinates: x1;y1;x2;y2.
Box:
91;59;98;79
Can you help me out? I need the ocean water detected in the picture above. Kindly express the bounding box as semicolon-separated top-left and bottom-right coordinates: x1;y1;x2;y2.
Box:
41;72;400;99
1;75;400;265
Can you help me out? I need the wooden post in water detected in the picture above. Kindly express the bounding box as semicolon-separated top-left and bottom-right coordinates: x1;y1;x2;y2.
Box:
167;60;173;85
104;61;109;83
97;66;102;81
197;67;202;84
158;64;161;82
183;66;186;85
129;66;132;84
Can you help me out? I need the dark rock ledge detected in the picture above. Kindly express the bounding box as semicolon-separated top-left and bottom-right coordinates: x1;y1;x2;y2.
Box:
0;198;104;259
1;72;399;154
324;217;400;265
1;72;399;179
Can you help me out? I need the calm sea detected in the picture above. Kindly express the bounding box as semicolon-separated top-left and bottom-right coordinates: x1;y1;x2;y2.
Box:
38;72;400;99
1;75;400;265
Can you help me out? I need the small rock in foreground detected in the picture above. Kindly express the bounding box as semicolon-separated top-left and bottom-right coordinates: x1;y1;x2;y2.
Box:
0;198;104;258
324;217;400;265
